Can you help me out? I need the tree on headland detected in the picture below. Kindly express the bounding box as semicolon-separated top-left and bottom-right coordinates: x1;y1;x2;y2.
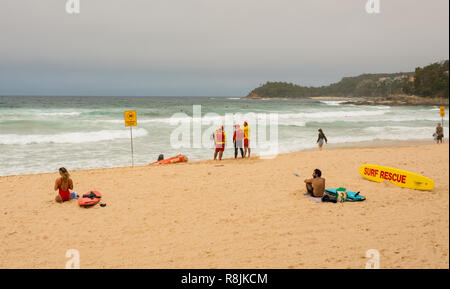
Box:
247;60;449;99
413;60;449;98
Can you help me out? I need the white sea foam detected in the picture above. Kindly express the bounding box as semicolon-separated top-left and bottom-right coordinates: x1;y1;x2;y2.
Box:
319;100;348;106
98;113;446;126
279;110;388;120
363;126;432;133
0;110;83;121
0;128;148;145
279;120;306;127
310;115;446;124
361;126;448;140
38;112;81;116
98;109;389;125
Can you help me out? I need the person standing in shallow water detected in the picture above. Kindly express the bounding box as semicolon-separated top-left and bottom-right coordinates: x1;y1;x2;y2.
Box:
436;123;444;144
213;126;226;160
243;121;251;158
54;167;73;203
317;129;328;151
233;124;244;159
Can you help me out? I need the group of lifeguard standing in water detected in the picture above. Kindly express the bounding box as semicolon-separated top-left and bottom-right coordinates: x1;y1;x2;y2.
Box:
212;123;330;160
213;121;251;161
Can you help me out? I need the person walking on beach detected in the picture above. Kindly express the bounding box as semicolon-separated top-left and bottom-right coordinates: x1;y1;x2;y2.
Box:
435;123;444;144
243;121;251;158
233;124;245;159
304;169;325;197
54;167;73;203
317;128;328;151
213;126;226;160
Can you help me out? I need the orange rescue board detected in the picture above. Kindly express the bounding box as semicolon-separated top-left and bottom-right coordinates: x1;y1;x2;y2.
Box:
150;154;188;165
78;191;102;206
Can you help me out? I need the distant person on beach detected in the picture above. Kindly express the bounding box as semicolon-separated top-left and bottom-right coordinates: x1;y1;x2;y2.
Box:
213;126;226;160
233;124;244;159
54;167;73;203
435;123;444;144
243;121;251;157
304;169;325;197
317;129;328;151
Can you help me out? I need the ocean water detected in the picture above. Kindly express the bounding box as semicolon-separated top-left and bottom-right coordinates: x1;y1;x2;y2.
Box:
0;95;448;176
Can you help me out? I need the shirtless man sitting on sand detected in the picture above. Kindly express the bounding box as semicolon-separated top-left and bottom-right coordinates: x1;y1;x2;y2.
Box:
304;169;325;197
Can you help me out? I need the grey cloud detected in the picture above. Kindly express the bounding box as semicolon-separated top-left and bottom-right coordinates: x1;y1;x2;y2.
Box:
0;0;448;96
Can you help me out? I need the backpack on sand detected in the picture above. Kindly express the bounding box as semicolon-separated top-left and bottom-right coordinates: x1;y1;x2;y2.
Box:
322;188;366;203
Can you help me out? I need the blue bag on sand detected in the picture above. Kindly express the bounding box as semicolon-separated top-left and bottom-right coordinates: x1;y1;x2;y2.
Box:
324;188;366;202
70;192;79;199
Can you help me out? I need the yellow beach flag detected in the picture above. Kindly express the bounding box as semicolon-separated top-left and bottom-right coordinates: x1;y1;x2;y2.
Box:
124;110;137;166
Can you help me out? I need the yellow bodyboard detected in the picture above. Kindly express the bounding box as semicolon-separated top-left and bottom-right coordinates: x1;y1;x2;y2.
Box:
359;164;434;191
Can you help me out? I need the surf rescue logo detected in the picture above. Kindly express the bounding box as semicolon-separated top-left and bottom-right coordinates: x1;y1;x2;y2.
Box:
363;167;407;184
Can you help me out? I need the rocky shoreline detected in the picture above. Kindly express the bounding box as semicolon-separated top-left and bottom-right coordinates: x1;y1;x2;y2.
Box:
339;95;449;106
244;93;448;106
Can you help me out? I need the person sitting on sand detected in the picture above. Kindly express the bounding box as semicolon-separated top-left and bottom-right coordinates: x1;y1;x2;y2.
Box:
54;167;73;203
317;129;328;151
436;123;444;144
213;126;226;160
304;169;325;197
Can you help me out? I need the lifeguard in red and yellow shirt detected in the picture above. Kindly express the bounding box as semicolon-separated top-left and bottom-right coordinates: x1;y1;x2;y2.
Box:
233;124;244;159
243;121;250;158
213;126;226;160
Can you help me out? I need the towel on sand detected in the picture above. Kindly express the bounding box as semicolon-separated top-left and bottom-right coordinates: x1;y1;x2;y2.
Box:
303;193;323;203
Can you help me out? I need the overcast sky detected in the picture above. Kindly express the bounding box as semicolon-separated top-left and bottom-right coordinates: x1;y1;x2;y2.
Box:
0;0;448;96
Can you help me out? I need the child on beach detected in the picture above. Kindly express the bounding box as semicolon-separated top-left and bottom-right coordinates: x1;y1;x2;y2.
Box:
54;167;73;203
317;129;328;151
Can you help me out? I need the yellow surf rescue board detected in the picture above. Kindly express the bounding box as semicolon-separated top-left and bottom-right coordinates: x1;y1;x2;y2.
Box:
359;164;434;191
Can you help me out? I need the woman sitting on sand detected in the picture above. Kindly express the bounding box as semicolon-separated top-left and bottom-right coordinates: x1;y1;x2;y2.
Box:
317;129;328;151
54;167;73;203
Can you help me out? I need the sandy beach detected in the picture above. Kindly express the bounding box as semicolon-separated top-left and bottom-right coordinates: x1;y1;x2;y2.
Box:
0;143;448;269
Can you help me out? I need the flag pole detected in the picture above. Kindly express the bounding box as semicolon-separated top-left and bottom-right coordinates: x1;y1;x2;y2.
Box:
130;126;134;167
